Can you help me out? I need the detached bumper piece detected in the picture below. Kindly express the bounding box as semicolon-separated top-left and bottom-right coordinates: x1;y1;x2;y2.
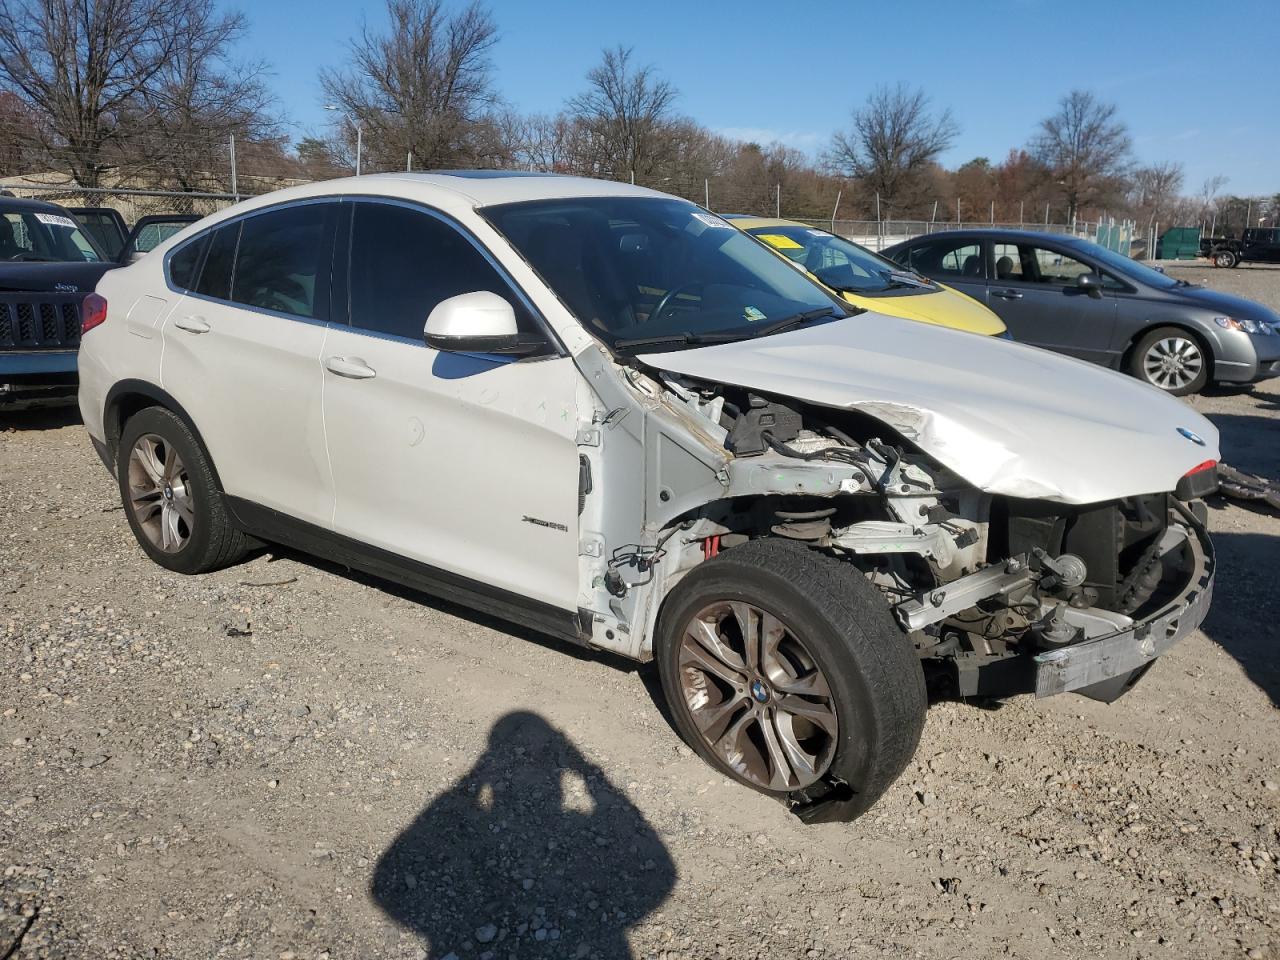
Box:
1033;512;1214;701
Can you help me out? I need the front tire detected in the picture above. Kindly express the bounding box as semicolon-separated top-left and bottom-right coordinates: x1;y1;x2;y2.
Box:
1130;326;1209;396
655;538;926;822
117;406;249;574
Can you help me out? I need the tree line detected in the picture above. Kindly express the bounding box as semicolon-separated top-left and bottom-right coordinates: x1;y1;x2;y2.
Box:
1;0;1275;234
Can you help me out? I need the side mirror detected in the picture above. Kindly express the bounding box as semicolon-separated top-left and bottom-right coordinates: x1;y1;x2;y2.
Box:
424;291;543;356
1075;273;1103;298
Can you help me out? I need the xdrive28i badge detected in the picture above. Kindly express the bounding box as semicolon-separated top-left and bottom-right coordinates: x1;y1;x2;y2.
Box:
1177;427;1207;446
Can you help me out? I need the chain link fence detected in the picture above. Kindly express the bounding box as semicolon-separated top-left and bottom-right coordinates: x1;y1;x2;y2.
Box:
0;162;1136;258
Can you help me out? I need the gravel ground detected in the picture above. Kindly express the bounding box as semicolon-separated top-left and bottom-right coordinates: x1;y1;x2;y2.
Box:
2;264;1279;960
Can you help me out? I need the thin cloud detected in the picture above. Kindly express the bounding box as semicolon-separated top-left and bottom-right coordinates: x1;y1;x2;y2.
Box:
716;126;825;152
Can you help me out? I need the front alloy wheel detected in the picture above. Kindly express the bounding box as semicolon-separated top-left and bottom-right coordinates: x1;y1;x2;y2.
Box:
1140;333;1205;394
127;434;195;553
678;600;838;791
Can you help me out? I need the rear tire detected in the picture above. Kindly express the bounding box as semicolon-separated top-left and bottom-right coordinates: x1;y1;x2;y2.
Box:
655;538;926;823
1130;326;1209;396
1213;249;1238;268
117;406;249;574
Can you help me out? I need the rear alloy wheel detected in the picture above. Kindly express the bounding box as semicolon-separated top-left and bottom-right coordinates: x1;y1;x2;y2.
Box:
117;406;249;574
656;538;926;822
127;434;195;554
1214;249;1237;268
1132;326;1208;396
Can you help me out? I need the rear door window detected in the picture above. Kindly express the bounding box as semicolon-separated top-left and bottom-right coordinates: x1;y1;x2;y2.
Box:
229;204;333;320
904;238;985;279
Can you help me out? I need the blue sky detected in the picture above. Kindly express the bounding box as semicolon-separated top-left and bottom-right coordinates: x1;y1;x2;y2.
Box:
239;0;1280;196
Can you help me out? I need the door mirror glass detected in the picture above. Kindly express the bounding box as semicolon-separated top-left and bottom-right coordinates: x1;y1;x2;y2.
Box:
424;291;543;355
1075;272;1103;297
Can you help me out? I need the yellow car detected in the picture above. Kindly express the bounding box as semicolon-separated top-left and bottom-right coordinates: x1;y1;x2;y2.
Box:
726;217;1008;337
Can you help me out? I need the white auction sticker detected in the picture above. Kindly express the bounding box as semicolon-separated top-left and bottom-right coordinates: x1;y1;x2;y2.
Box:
35;213;77;229
692;212;731;229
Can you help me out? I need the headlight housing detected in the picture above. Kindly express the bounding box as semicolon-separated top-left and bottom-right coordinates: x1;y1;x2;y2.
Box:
1214;316;1275;335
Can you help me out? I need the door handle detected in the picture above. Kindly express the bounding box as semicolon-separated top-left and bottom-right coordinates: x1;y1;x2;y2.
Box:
324;355;377;380
992;288;1023;300
173;315;210;334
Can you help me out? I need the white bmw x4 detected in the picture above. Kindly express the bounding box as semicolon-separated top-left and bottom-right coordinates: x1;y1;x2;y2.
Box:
80;172;1219;822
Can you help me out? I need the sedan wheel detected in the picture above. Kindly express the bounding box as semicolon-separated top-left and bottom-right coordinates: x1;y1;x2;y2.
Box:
127;433;195;553
1141;335;1204;393
677;600;839;791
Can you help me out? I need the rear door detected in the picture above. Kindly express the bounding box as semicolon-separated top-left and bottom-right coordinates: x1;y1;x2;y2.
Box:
985;241;1118;364
124;215;200;262
159;200;339;525
68;208;128;261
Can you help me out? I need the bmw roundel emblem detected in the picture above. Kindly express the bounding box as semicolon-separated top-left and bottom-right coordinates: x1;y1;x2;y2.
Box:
1177;427;1206;446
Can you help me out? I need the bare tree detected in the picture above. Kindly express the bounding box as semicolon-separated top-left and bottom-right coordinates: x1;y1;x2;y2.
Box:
566;46;678;180
1031;90;1131;220
827;84;958;211
130;6;280;191
319;0;499;172
0;0;264;188
1130;160;1184;228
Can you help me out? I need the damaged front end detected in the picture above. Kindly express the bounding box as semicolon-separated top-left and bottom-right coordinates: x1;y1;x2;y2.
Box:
604;370;1216;705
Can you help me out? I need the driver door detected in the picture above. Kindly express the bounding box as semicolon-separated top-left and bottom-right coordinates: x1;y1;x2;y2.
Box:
320;199;582;611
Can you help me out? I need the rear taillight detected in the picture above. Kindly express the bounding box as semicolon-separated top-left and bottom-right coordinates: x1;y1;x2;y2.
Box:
81;293;108;334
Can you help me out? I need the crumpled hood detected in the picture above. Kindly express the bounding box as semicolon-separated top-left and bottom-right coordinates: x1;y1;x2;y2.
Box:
648;313;1220;504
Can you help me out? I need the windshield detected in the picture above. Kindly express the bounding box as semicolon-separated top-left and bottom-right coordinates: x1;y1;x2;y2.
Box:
0;209;103;263
483;197;846;353
1071;239;1178;289
746;223;930;294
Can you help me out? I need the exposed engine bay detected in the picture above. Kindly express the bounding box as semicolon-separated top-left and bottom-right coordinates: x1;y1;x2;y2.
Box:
584;366;1213;704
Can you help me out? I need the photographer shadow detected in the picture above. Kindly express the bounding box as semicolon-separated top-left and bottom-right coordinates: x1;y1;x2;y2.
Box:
371;711;675;959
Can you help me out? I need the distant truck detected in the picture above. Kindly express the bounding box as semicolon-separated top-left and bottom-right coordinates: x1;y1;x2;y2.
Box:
1199;227;1280;268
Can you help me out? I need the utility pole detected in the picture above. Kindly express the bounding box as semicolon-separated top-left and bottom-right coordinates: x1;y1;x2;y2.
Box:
831;190;842;232
407;151;413;172
355;126;363;176
704;178;709;209
775;183;781;219
229;134;238;198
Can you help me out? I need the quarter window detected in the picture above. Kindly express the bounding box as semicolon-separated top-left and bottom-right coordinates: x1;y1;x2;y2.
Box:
195;222;238;300
230;204;330;319
347;201;538;342
168;234;209;290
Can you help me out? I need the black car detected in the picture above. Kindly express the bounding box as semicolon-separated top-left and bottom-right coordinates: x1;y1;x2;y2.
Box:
0;197;118;407
883;229;1280;395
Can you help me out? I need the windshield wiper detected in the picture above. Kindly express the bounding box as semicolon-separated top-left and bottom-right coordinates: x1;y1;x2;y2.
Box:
875;269;933;291
742;306;845;339
612;331;722;351
612;308;844;353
